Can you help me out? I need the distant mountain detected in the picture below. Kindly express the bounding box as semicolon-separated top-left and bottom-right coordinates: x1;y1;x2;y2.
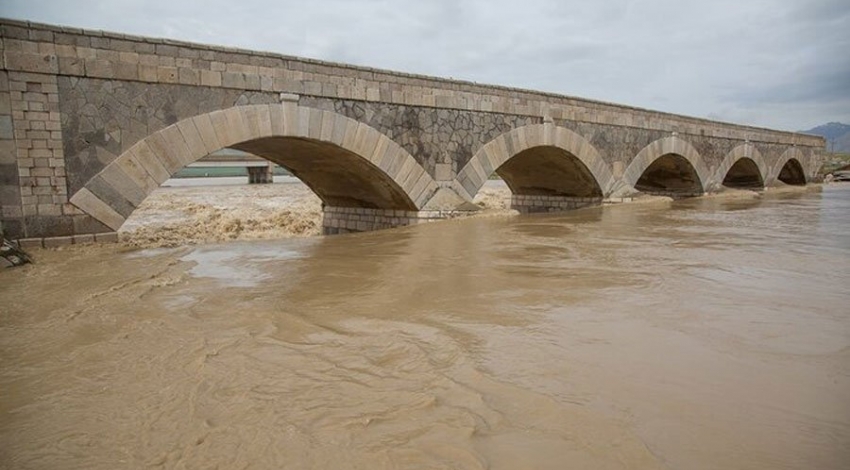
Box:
800;122;850;153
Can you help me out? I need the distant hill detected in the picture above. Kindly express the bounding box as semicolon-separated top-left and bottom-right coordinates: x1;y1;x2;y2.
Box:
800;122;850;153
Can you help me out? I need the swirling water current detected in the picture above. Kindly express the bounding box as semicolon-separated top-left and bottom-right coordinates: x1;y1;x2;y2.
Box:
1;185;849;469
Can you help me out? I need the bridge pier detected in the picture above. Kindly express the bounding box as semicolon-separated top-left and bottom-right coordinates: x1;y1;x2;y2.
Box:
511;195;603;214
321;207;469;235
247;165;274;184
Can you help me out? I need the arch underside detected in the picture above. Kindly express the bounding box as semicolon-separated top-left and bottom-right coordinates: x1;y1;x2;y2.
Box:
70;104;435;232
778;158;806;185
233;137;416;210
635;153;703;196
723;157;764;188
497;146;602;197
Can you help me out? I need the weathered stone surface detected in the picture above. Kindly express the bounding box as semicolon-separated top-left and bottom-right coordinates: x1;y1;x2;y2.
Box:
58;76;278;194
0;19;827;239
21;214;74;238
68;187;125;230
301;97;536;178
43;235;74;247
512;194;602;213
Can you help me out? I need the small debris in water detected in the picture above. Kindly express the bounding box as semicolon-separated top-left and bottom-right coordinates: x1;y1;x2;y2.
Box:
1;238;33;268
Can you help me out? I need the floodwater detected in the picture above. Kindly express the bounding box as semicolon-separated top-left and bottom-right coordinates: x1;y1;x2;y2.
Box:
118;177;513;248
1;183;849;469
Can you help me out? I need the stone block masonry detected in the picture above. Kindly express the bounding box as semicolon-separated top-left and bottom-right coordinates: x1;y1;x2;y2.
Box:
322;207;470;235
511;195;604;214
3;70;104;238
0;18;827;242
8;73;65;212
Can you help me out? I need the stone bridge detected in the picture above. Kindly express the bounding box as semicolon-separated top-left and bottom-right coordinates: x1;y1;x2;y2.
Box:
0;19;825;243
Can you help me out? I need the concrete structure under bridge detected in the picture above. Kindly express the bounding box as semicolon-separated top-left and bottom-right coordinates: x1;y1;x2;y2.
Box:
0;19;826;243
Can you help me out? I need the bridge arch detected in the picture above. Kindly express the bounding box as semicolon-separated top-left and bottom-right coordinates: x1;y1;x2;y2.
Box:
768;147;807;186
69;104;436;231
624;136;710;196
715;143;768;189
455;123;615;200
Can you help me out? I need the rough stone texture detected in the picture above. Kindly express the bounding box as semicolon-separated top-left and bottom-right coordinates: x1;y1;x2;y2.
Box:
322;206;468;235
511;195;603;214
301;97;537;178
57;76;278;194
553;119;808;179
0;19;827;239
0;71;21;233
558;120;672;168
2;70;73;238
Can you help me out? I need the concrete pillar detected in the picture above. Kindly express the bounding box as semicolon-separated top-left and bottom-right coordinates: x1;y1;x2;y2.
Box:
247;164;274;184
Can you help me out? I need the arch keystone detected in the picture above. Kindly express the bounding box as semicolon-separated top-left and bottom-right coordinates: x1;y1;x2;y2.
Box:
280;101;299;135
268;103;285;135
319;110;335;142
295;106;312;138
242;104;272;138
306;107;324;140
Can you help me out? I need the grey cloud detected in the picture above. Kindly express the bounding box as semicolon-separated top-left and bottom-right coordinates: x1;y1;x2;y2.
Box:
0;0;847;130
729;62;850;105
785;0;850;23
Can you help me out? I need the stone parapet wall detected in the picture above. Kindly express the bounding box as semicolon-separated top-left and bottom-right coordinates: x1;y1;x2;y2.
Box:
0;18;824;148
511;195;603;214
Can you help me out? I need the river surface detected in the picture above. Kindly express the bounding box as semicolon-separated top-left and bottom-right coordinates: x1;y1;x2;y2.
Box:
1;184;849;469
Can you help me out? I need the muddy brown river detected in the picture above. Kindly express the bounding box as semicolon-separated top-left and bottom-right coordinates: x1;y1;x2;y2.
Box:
2;184;849;469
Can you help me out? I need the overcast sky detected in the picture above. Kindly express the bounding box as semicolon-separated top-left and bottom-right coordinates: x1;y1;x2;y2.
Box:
2;0;848;131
